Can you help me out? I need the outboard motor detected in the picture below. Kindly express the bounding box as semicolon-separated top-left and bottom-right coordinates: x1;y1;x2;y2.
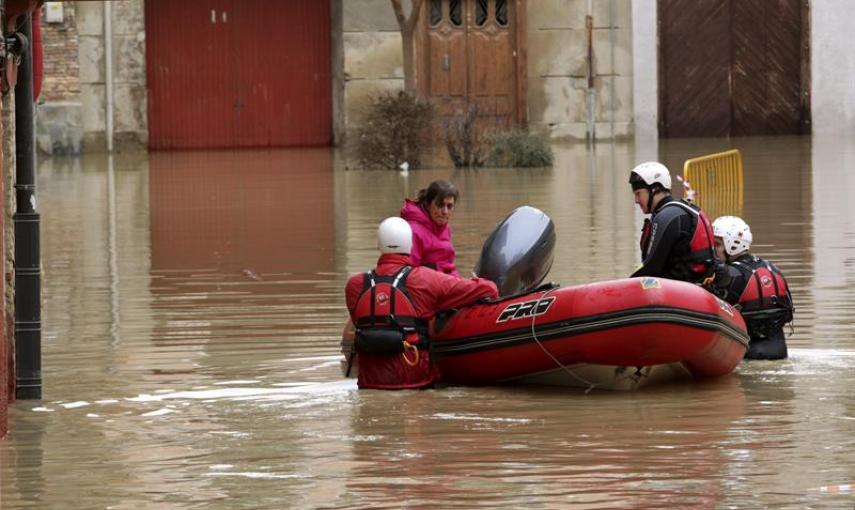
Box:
474;206;555;297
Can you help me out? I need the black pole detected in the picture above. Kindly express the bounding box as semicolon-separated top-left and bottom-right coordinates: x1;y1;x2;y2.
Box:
14;13;41;400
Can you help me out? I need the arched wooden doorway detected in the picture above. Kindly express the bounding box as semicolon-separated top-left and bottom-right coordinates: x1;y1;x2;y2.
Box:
417;0;527;131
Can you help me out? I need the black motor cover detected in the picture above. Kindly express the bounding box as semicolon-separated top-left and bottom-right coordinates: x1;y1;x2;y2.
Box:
474;206;555;297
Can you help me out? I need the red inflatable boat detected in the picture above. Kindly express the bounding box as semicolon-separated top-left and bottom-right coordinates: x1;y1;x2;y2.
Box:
430;277;748;390
342;206;748;390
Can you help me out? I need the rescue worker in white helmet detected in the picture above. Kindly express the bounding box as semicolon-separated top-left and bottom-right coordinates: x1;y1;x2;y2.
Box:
344;217;498;389
628;162;718;284
711;216;794;360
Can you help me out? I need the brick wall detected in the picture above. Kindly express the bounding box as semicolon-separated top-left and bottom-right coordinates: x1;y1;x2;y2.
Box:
0;96;6;439
39;2;80;102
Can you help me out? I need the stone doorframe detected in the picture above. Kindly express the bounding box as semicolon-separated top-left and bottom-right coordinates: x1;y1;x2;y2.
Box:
413;0;528;126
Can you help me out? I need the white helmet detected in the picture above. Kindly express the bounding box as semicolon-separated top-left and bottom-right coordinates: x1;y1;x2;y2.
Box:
629;161;672;191
377;217;412;254
712;216;753;256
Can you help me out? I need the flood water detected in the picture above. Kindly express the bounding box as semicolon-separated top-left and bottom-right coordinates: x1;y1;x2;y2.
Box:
2;137;854;508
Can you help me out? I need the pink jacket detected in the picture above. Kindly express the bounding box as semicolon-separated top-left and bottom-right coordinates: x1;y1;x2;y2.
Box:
400;199;459;276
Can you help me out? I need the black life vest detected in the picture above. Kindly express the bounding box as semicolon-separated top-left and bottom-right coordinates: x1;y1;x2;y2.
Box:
351;267;428;355
732;256;794;338
642;199;717;282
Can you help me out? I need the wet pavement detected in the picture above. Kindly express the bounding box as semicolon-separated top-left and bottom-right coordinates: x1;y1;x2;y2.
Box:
1;137;854;508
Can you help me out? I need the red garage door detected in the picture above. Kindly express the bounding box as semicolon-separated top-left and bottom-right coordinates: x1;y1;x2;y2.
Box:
145;1;331;149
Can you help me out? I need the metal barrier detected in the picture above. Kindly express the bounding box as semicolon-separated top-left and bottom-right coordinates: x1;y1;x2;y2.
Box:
682;149;744;220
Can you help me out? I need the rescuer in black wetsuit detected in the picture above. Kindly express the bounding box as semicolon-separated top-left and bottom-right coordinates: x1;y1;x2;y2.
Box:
629;162;718;284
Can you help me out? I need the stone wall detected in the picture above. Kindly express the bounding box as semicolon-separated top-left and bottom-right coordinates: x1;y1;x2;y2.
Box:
812;0;855;136
338;0;406;144
631;0;657;142
77;0;147;151
0;91;12;438
337;0;633;143
527;0;633;140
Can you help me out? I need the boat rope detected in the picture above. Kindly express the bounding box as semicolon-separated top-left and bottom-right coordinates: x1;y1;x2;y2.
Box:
530;286;598;393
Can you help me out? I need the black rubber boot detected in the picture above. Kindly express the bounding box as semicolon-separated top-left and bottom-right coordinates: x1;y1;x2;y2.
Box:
744;329;788;360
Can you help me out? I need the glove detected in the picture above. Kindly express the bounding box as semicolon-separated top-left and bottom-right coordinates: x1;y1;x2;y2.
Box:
712;261;731;288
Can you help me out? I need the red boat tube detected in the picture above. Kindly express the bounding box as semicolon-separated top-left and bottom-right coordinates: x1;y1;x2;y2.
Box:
431;277;748;389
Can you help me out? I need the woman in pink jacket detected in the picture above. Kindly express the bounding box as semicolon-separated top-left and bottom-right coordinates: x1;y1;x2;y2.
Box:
400;180;460;276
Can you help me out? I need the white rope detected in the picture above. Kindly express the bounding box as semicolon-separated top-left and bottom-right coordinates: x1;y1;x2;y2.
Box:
529;286;598;393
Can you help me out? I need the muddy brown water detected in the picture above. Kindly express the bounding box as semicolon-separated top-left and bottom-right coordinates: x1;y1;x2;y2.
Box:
1;137;853;508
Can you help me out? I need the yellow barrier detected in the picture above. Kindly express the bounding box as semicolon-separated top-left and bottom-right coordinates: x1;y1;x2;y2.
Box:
682;149;744;220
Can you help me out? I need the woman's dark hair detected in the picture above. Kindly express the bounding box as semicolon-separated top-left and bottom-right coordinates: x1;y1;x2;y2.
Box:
416;180;459;208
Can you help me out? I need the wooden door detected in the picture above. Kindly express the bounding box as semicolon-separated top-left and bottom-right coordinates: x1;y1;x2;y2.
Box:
425;0;467;118
731;0;807;135
469;0;516;131
658;0;809;138
145;0;332;149
421;0;523;132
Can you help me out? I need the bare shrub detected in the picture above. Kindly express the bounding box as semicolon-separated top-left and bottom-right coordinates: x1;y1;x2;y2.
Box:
357;91;434;170
442;104;490;168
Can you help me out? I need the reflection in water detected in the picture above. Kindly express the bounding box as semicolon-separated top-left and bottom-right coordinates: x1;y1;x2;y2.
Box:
149;150;335;274
811;136;855;348
342;380;746;509
0;140;853;508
